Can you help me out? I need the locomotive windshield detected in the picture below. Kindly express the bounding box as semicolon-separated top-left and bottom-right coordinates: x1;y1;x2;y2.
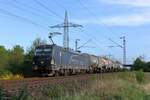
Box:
35;47;52;56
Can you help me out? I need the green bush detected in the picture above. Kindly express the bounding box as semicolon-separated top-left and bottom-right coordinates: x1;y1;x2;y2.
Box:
135;70;145;84
132;57;150;72
132;58;145;71
0;69;12;77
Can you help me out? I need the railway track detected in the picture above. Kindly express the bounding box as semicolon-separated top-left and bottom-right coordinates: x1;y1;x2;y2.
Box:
0;73;99;99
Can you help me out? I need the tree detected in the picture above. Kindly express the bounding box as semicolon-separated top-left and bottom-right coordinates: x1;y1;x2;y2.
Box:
131;58;145;71
144;62;150;72
8;45;24;74
0;38;47;76
0;46;9;69
26;38;47;61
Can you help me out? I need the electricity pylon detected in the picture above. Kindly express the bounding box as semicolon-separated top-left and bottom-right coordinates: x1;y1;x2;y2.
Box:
51;11;83;49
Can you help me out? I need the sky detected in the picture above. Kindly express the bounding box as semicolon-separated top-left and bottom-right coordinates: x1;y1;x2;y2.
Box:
0;0;150;64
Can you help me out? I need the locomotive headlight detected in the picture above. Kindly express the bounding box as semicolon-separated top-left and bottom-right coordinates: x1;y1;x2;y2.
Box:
33;62;35;65
51;58;55;64
41;61;44;64
33;65;38;70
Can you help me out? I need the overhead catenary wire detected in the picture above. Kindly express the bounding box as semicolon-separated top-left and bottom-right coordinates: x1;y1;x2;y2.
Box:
79;28;106;50
77;39;92;49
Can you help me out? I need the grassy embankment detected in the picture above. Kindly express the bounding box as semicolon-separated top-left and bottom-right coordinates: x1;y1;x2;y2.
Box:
40;71;150;100
1;71;150;100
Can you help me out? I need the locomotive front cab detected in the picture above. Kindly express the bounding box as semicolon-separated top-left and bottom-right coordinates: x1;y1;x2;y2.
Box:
33;45;53;73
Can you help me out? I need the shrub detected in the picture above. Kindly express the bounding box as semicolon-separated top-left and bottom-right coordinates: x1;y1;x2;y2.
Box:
0;69;12;76
135;70;145;84
0;69;23;80
1;74;23;80
132;58;145;71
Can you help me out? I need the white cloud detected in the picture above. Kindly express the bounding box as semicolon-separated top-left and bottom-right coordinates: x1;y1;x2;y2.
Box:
100;0;150;7
72;0;150;26
73;13;150;26
102;14;150;26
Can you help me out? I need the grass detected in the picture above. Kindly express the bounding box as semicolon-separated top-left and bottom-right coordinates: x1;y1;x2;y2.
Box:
135;70;145;84
12;87;29;100
2;71;150;100
28;71;150;100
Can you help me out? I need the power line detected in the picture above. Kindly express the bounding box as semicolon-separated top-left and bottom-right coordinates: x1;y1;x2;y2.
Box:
77;0;115;35
2;0;61;23
77;0;99;21
0;8;47;29
13;0;42;12
76;0;109;49
76;0;120;48
51;0;66;11
12;0;60;22
76;0;126;55
34;0;64;20
50;0;75;18
1;1;38;17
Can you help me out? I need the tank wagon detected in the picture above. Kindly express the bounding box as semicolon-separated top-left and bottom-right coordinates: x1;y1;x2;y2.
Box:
33;44;122;76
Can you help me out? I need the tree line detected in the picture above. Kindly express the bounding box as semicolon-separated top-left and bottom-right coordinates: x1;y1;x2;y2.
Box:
131;58;150;72
0;38;46;76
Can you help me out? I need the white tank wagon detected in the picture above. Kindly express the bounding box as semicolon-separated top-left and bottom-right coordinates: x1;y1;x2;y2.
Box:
88;55;99;69
100;57;123;72
83;53;122;73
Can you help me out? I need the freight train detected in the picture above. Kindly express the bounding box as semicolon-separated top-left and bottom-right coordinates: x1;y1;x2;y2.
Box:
33;44;123;76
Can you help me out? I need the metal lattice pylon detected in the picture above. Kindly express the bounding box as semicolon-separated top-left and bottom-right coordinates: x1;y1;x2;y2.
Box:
51;11;83;49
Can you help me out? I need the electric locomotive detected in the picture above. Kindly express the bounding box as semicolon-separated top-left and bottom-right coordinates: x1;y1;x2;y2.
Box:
33;44;91;76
